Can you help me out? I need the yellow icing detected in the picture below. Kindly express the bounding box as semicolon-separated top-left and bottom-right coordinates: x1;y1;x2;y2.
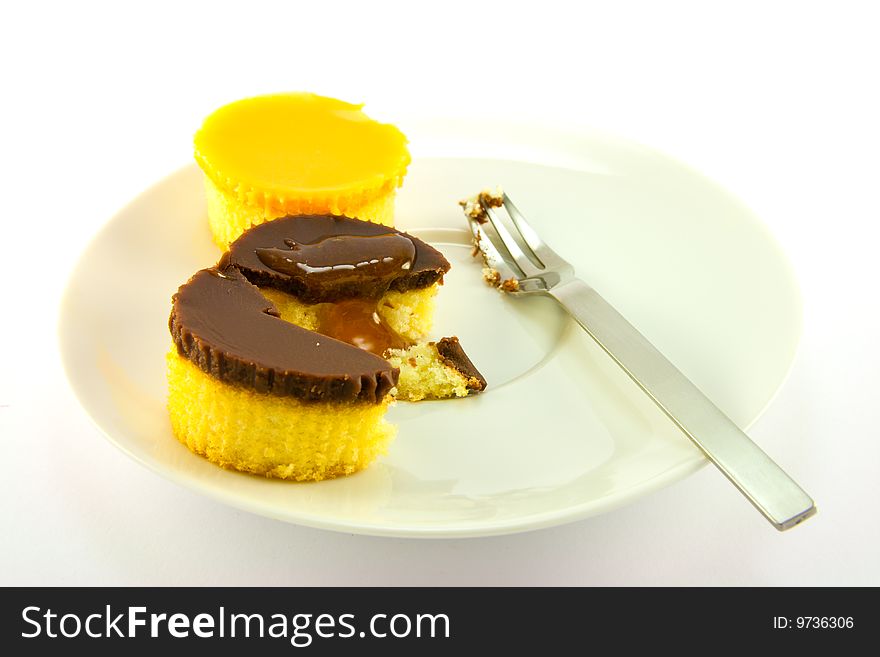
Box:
194;93;410;211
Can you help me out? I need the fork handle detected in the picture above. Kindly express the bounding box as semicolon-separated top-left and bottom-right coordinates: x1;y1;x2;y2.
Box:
551;278;816;530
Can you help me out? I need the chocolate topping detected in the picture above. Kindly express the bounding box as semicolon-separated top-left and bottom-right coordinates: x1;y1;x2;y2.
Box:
435;337;488;392
170;267;397;403
222;215;450;303
255;233;416;297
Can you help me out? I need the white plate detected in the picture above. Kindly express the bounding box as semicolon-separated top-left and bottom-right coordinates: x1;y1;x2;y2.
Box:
59;120;801;537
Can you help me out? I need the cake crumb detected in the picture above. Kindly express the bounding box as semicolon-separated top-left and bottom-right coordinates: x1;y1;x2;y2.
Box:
482;267;502;287
459;186;504;224
471;229;483;257
480;267;518;292
500;278;520;292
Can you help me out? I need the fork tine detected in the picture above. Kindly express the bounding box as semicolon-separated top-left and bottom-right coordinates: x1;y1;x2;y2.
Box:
501;194;545;267
484;206;543;277
502;194;570;270
465;214;524;283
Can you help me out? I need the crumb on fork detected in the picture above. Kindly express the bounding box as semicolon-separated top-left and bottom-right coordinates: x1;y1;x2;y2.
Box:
482;267;502;287
471;229;482;257
480;267;520;293
459;186;504;224
500;278;520;293
464;187;520;293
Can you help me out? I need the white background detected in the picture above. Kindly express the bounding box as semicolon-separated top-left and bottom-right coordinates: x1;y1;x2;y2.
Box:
2;0;878;585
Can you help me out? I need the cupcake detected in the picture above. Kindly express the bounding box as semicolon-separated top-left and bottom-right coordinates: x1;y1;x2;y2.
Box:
194;92;410;246
221;214;487;402
167;215;486;481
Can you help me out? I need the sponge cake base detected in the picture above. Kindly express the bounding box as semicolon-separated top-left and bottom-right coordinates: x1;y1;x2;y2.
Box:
204;176;398;247
167;349;395;481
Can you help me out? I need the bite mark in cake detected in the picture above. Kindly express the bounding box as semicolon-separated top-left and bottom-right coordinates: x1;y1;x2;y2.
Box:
224;215;487;401
222;215;451;358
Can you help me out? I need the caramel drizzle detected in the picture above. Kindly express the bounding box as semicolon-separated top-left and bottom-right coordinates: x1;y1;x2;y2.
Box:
256;232;417;356
316;299;411;356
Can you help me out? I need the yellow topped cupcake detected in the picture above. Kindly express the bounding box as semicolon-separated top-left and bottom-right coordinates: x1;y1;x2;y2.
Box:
194;92;410;245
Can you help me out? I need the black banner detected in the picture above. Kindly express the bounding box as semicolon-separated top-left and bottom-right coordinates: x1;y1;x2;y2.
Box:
0;587;870;653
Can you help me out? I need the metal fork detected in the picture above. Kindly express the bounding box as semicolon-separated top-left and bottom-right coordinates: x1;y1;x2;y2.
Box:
465;191;816;531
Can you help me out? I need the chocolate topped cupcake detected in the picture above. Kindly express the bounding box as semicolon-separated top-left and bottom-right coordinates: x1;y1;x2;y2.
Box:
167;215;485;482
